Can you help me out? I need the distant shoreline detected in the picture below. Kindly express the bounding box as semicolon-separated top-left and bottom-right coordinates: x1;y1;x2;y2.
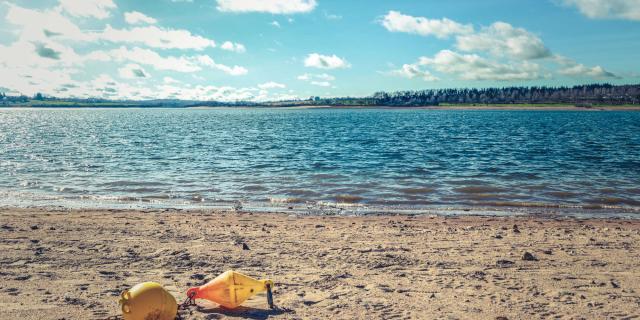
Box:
189;104;640;111
3;104;639;111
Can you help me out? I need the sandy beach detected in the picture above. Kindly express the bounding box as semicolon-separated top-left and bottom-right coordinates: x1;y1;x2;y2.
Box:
0;209;638;319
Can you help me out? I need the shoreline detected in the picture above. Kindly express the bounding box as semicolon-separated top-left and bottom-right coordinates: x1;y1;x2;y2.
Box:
1;208;639;319
2;202;639;219
2;104;640;111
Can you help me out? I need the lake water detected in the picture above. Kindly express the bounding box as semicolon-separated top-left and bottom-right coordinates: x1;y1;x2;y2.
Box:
1;108;639;217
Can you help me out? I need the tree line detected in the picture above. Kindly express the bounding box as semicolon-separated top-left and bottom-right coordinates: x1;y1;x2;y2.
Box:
288;84;640;107
2;83;639;107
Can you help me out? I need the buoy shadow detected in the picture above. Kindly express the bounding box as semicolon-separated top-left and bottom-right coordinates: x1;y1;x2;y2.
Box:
196;305;291;320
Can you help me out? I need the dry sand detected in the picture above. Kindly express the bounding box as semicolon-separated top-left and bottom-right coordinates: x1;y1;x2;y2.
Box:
1;208;639;319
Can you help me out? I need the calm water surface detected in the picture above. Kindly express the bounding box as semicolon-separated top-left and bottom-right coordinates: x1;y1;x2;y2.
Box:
1;108;639;216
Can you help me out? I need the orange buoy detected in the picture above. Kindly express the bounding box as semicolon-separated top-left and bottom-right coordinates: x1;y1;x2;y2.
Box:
186;270;274;309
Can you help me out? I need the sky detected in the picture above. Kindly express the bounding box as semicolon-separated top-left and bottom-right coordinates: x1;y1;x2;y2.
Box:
0;0;639;101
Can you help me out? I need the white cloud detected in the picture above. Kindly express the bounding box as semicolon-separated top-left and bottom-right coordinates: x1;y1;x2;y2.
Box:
0;3;253;99
124;11;158;25
0;53;79;96
97;25;216;50
380;11;473;39
304;53;350;69
216;0;317;14
559;64;618;78
99;47;203;72
562;0;640;21
87;47;243;76
456;22;551;60
6;4;219;53
0;38;82;69
552;55;618;78
258;81;286;89
391;64;439;81
416;50;543;81
298;73;336;87
155;83;297;102
221;41;246;53
297;73;335;81
58;0;117;19
270;21;281;28
6;4;93;42
118;64;149;79
310;81;331;87
163;76;180;84
196;55;248;76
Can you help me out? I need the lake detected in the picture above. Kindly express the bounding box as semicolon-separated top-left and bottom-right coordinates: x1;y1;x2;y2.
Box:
1;108;639;217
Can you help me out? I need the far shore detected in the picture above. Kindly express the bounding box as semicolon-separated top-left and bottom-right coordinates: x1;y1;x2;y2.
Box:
1;208;639;319
3;104;640;111
188;104;640;111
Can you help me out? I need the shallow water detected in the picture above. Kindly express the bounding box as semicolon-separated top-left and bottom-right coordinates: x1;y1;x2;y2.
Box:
1;108;639;216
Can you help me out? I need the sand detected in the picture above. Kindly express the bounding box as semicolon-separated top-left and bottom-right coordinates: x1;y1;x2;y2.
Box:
1;208;639;319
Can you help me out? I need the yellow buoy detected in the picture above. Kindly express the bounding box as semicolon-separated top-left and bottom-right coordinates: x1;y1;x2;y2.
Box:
119;282;177;320
186;270;274;309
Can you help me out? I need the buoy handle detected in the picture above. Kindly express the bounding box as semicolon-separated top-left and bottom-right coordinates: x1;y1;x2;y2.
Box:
119;290;132;314
186;287;198;300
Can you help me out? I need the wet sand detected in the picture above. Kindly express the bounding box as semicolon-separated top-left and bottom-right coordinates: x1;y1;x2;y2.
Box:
1;208;639;319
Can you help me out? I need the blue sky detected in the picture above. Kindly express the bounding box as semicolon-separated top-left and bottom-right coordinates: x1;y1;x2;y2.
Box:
0;0;639;101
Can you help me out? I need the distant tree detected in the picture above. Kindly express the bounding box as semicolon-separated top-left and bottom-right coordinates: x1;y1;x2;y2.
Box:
34;92;44;100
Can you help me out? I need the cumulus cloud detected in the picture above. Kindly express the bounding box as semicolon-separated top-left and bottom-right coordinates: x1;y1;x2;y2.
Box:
98;25;216;50
96;47;206;72
1;38;82;69
0;61;78;97
220;41;246;53
124;11;158;25
415;50;543;81
552;55;619;78
391;64;439;81
216;0;317;14
559;64;618;78
456;22;551;60
561;0;640;21
380;11;473;39
57;0;117;19
196;55;248;76
118;64;149;79
6;4;217;51
1;2;253;99
258;81;286;89
304;53;350;69
6;4;93;42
